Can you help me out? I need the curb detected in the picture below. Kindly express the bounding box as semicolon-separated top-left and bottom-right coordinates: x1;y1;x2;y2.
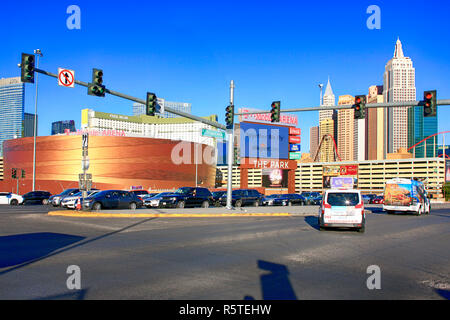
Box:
48;211;292;218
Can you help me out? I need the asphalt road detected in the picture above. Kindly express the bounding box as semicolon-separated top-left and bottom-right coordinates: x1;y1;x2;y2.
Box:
0;204;449;300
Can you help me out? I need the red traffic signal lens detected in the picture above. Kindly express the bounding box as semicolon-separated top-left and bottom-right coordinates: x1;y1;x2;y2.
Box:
425;92;432;100
355;97;361;104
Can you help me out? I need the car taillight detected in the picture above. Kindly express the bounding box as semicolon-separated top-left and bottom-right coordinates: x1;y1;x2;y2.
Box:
355;202;364;215
322;203;331;214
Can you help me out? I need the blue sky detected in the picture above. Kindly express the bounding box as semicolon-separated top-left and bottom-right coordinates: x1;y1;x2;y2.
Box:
2;0;450;153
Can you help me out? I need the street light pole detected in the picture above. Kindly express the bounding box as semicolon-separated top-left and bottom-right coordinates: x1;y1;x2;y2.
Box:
32;49;43;191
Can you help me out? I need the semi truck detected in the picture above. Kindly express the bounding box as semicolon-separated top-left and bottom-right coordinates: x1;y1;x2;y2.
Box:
383;178;430;215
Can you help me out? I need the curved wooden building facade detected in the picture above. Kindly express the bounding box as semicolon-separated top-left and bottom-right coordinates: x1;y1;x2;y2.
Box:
0;135;216;195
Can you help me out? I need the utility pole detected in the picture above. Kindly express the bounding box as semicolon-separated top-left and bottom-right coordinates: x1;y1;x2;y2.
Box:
226;80;235;210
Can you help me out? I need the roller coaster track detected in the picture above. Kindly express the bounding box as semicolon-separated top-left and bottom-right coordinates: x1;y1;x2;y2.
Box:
313;134;342;162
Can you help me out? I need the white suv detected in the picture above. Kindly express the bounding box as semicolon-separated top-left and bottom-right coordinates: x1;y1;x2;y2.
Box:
318;189;365;233
0;192;24;206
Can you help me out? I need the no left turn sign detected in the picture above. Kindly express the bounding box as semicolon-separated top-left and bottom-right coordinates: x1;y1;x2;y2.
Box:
58;68;75;88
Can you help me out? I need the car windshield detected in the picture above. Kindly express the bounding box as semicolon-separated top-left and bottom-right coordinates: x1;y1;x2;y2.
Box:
72;192;82;197
174;187;193;194
327;193;360;206
87;190;109;198
157;192;172;197
212;191;225;197
265;194;281;199
60;189;76;196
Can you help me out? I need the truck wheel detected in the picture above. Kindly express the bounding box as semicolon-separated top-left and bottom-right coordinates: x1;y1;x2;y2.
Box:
235;200;242;208
357;225;365;233
10;199;18;206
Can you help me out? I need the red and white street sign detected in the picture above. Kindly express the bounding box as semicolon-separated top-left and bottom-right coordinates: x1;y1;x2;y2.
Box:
58;68;75;88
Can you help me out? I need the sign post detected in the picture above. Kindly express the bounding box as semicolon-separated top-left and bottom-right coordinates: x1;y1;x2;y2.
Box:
79;132;91;211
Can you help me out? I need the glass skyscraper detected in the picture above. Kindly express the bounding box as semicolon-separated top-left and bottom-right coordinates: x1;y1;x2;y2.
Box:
52;120;76;135
133;98;192;118
0;77;25;156
408;106;438;158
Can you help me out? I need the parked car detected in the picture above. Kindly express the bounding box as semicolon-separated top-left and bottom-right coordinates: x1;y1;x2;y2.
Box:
318;189;365;233
158;187;213;208
306;194;322;205
218;189;262;207
273;194;306;206
61;190;100;209
261;194;282;206
83;190;143;210
143;192;175;208
51;188;80;207
130;190;150;201
0;192;24;205
212;191;227;206
22;191;52;205
301;192;321;204
362;194;377;204
372;196;384;204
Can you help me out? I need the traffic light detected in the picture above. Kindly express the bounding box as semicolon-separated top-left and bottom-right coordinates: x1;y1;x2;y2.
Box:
21;53;35;83
11;168;17;179
271;101;281;123
88;68;105;97
353;95;366;119
146;92;157;116
225;104;234;128
423;90;437;117
21;169;26;179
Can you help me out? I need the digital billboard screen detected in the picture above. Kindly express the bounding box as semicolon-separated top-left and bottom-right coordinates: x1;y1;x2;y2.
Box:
239;122;289;159
262;169;289;188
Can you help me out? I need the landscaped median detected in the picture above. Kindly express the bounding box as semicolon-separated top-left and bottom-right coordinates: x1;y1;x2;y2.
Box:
48;210;292;218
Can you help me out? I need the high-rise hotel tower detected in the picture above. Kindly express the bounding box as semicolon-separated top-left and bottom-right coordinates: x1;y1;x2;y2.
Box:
383;39;416;154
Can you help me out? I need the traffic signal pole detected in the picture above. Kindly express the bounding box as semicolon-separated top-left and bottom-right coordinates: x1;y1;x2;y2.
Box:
226;80;235;210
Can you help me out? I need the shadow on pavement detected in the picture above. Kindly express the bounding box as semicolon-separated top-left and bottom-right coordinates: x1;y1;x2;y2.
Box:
0;218;156;276
304;216;320;231
244;260;298;300
258;260;298;300
436;289;450;300
0;233;85;268
366;206;385;214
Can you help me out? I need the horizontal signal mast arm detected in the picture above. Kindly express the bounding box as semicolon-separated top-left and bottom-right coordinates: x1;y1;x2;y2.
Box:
33;68;227;130
235;99;450;115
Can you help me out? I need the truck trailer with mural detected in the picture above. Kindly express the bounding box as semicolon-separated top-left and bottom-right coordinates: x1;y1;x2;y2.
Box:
382;178;430;215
